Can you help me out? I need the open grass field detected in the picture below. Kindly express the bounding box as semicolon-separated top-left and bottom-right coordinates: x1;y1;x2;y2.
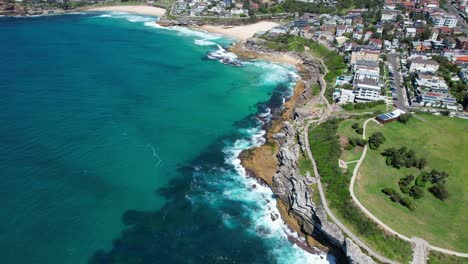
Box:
337;119;365;162
355;114;468;252
428;251;468;264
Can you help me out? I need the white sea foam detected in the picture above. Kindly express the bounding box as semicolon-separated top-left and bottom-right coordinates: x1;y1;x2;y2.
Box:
218;125;333;263
194;39;217;46
94;12;155;23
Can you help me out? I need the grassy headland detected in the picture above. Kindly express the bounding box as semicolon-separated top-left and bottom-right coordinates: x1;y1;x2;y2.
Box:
308;119;413;263
355;114;468;251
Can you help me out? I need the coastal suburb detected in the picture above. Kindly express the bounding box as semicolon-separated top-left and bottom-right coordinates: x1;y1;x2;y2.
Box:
1;0;467;263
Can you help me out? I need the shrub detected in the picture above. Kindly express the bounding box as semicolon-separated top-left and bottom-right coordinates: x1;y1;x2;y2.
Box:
415;175;426;187
399;175;414;194
429;183;449;201
381;147;424;169
352;123;359;129
355;127;363;135
368;132;386;150
400;197;416;211
382;188;402;203
417;158;427;169
409;185;425;199
398;113;413;123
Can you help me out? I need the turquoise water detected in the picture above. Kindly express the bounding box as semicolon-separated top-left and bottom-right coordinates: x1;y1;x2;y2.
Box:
0;12;333;264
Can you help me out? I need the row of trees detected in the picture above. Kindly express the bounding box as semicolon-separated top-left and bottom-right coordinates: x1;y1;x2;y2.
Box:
382;170;450;211
382;187;417;211
341;100;386;111
381;146;427;169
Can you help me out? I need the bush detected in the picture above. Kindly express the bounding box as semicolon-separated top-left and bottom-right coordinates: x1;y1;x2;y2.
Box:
429;183;449;201
381;147;424;169
400;197;416;211
368;132;386;150
352;123;360;129
417;158;427;169
399;175;414;194
398;113;413;123
409;185;425;199
415;175;426;187
382;188;402;203
355;127;363;135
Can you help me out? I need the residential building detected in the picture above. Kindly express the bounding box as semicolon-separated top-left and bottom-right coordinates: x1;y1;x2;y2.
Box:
409;58;440;73
381;9;401;22
350;50;380;64
405;27;417;38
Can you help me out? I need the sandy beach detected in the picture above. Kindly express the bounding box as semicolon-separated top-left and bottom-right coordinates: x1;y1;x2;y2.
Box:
86;5;166;17
200;21;279;41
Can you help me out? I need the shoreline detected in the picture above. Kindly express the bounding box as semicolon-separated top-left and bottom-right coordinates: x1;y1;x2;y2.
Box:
232;44;338;257
198;22;279;42
85;5;166;17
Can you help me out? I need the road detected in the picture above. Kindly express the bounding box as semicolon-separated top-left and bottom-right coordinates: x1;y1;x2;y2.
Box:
446;2;468;34
387;54;409;110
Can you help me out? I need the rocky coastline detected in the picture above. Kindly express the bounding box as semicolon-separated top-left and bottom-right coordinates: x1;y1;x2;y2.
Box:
234;39;374;264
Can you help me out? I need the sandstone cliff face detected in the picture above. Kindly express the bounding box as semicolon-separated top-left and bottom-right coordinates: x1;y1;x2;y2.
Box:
271;122;375;264
237;44;374;263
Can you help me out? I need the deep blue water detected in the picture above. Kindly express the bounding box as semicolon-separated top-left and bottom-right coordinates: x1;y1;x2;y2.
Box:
0;12;333;264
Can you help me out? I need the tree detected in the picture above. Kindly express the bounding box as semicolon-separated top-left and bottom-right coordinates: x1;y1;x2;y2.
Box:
409;185;425;199
355;127;363;135
368;132;386;150
398;113;413;123
415;175;426;187
417;158;427;169
352;123;359;129
400;197;416;211
429;183;449;201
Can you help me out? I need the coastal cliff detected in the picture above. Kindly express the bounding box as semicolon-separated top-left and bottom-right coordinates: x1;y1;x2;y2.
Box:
236;41;375;264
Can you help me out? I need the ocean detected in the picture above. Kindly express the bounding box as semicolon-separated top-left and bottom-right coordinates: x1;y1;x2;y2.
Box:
0;12;334;264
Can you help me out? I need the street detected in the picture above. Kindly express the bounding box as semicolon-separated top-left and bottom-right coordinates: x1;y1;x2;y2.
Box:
387;54;409;110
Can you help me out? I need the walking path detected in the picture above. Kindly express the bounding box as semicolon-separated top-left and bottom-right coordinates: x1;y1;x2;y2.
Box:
300;71;398;263
303;53;468;263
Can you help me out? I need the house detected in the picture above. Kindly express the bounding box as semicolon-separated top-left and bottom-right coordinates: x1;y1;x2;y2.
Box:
353;30;363;40
364;31;373;41
409;58;440;73
369;38;383;50
405;27;417;38
430;12;458;28
456;37;468;50
415;73;448;93
337;89;356;104
381;9;401;22
430;28;439;40
336;25;346;37
401;1;415;13
444;37;457;49
384;40;392;51
420;92;457;107
354;78;385;102
350;49;380;64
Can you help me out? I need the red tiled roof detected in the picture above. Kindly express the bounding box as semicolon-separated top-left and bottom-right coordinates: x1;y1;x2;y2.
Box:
456;56;468;62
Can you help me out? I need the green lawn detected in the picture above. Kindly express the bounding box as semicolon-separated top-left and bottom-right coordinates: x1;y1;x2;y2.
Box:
355;114;468;251
337;119;365;162
428;251;468;264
